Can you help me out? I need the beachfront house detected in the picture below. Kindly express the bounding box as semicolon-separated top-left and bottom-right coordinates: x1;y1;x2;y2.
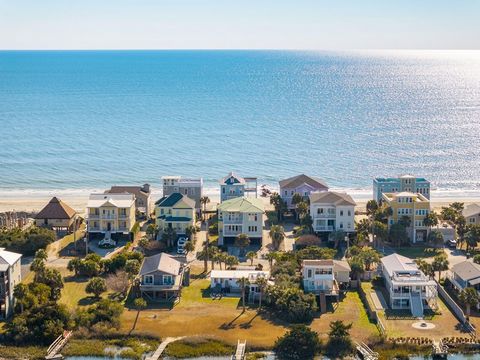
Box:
162;176;203;212
382;192;431;243
463;204;480;225
154;193;196;235
86;193;136;240
279;174;329;210
210;269;270;301
138;253;186;301
219;172;257;202
105;184;151;215
302;259;351;295
0;248;22;319
217;197;264;246
373;175;430;202
380;253;437;316
448;260;480;308
309;191;356;236
34;197;77;232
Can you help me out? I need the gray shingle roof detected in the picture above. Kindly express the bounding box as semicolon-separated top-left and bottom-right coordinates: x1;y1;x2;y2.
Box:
309;191;356;206
139;253;181;276
279;174;329;190
452;260;480;282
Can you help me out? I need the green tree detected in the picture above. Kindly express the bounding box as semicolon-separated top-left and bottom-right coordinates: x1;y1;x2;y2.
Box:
473;254;480;265
146;223;158;240
432;253;449;281
67;258;81;276
415;258;434;279
256;276;268;310
86;277;107;298
465;226;480;251
358;247;380;271
427;230;444;247
225;255;239;269
296;201;309;222
161;227;177;248
36;267;64;301
398;215;412;228
184;240;195;254
131;297;147;332
326;320;354;358
459;287;479;319
389;223;409;246
237;277;250;312
185;225;197;242
235;233;250;256
270;225;285;250
366;200;379;217
246;251;256;266
125;259;141;280
348;256;365;280
270;192;286;221
200;196;210;222
264;251;278;269
273;325;320;360
138;236;149;249
423;212;439;227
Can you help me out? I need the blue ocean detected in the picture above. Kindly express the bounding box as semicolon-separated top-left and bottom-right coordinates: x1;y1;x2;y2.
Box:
0;50;479;196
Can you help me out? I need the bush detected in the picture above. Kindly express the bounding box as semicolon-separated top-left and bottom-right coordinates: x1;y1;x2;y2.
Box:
0;226;56;255
274;325;321;360
165;338;233;359
86;277;107;298
267;287;317;323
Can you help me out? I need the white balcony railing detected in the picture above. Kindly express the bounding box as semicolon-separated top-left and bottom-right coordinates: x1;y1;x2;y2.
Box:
314;226;334;231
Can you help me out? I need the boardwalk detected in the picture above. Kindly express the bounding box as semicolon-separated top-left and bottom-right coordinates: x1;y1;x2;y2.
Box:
355;342;378;360
231;340;246;360
45;331;73;360
145;336;184;360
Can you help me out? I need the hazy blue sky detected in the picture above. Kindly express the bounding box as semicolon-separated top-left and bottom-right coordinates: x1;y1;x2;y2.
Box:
1;0;479;50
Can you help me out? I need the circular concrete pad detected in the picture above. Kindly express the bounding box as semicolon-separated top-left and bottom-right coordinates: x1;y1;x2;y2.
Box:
412;321;436;330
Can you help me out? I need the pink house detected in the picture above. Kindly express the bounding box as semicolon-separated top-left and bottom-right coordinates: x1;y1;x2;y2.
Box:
279;174;329;209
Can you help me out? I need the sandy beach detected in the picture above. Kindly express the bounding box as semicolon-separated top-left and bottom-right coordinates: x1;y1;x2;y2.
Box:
1;188;479;215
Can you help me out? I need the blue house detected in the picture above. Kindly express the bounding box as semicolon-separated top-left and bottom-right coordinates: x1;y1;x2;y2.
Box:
219;172;257;202
373;175;430;202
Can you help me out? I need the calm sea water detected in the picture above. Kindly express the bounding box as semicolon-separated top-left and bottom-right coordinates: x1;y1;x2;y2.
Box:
1;50;479;196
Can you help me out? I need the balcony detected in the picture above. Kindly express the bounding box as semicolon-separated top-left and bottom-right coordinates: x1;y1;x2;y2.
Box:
224;230;243;236
314;226;335;232
101;214;117;220
223;216;243;224
314;213;336;219
87;214;100;220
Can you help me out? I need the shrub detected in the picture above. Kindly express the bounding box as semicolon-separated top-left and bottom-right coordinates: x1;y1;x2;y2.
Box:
274;325;321;360
86;277;107;298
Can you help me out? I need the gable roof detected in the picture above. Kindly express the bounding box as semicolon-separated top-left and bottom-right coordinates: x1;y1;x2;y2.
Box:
303;259;334;266
0;248;22;271
333;260;352;272
380;253;418;277
106;184;151;197
309;191;356;206
219;172;245;185
35;197;76;220
155;193;195;208
217;197;264;213
452;260;480;282
302;259;351;272
463;204;480;218
87;193;135;208
279;174;329;190
139;253;182;276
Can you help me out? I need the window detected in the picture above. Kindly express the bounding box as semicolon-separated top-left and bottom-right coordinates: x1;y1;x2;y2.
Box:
284;191;287;196
307;269;312;278
163;275;173;285
347;210;351;216
144;275;153;285
184;189;188;195
222;188;225;194
339;222;344;229
340;210;344;216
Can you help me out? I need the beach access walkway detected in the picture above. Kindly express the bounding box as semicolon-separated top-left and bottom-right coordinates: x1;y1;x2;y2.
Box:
145;336;185;360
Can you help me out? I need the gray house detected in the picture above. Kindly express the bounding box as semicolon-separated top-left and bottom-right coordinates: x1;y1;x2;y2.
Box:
138;253;186;301
449;260;480;297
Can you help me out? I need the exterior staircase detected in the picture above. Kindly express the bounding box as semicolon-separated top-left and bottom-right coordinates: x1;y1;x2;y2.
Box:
410;291;424;318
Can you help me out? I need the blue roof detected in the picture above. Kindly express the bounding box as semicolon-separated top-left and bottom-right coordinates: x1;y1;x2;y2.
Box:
158;215;192;222
155;193;184;207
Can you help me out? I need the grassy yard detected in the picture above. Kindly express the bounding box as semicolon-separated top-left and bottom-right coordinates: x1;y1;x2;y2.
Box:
120;275;288;348
310;290;378;342
362;281;465;339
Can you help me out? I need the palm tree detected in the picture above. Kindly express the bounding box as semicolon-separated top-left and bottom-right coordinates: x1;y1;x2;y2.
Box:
423;212;439;228
269;192;285;221
235;233;250;257
296;201;309;221
432;253;449;281
225;255;239;269
246;251;256;266
146;224;159;240
264;251;278;269
185;225;197;242
399;215;412;228
269;225;285;250
13;283;28;313
209;246;219;270
237;276;250;312
459;287;479;319
255;276;268;310
200;196;210;222
184;240;195;254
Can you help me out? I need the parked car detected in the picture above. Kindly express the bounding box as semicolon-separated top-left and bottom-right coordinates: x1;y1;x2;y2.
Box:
446;239;457;248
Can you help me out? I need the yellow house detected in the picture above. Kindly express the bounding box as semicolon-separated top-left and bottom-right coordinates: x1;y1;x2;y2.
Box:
382;192;430;243
155;193;196;235
86;193;136;236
